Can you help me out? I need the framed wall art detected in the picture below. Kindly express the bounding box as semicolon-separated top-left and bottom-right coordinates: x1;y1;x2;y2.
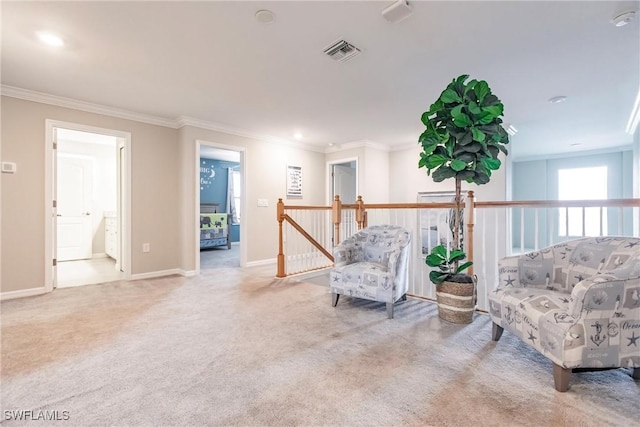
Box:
286;165;303;198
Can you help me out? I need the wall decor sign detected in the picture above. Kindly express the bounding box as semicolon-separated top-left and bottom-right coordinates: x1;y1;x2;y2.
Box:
286;165;303;198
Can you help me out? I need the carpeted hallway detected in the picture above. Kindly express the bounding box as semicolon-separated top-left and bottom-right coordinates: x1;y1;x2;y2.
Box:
1;265;638;426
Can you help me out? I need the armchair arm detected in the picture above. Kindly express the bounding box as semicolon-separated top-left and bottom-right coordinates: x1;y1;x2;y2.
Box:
497;254;523;289
567;273;635;319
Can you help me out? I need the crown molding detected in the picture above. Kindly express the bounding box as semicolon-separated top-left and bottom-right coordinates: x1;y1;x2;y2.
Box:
1;85;178;128
176;116;326;153
324;139;391;154
389;142;418;152
511;144;633;162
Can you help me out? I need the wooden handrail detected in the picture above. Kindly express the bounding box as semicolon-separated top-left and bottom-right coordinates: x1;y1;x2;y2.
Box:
277;193;640;278
475;198;640;208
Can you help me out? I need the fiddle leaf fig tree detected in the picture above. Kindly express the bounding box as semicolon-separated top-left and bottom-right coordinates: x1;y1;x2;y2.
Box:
419;75;510;278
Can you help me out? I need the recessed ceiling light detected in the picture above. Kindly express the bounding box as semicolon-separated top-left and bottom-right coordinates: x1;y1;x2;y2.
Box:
548;95;567;104
255;9;275;24
504;124;518;136
611;10;636;27
293;132;303;140
37;31;64;47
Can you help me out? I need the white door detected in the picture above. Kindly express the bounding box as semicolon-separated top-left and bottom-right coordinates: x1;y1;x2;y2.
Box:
332;163;357;203
57;155;93;261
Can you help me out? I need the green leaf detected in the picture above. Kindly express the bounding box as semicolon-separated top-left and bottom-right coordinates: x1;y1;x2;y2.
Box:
431;245;448;258
450;159;467;172
466;142;483;153
474;81;490;102
482;157;501;170
432;165;456;182
429;270;448;285
425;253;444;268
473;171;491;185
457;170;475;180
472;127;486;142
453;113;472;128
425;154;448;169
468;101;482;116
440;89;461;104
464;79;478;94
482;94;499;106
483;104;504;118
449;249;466;263
455;261;473;274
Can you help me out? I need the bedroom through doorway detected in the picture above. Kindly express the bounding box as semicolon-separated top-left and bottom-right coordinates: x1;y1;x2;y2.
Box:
198;145;242;270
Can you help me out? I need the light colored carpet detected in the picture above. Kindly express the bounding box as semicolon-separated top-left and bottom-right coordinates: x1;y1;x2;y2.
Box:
1;265;638;426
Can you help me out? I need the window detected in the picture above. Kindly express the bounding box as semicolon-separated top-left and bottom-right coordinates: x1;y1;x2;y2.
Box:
558;166;607;236
232;170;241;223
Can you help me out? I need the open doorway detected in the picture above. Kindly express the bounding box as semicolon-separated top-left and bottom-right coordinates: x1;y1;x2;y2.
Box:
328;158;358;204
45;121;131;290
197;143;244;271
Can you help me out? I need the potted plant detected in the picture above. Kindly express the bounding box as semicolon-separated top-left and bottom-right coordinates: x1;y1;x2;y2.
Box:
419;74;510;323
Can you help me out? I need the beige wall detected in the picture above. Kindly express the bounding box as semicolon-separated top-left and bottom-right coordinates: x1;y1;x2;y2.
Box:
325;145;390;203
389;146;507;203
1;96;180;293
178;126;327;272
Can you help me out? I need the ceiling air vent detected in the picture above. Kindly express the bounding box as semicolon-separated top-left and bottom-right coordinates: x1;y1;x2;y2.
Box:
323;39;361;62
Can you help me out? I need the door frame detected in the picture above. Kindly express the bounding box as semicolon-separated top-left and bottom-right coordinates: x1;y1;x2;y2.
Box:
44;120;132;291
195;139;247;273
326;157;359;205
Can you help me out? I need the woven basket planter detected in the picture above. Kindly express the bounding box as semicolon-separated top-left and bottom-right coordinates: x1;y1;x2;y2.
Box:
436;279;476;324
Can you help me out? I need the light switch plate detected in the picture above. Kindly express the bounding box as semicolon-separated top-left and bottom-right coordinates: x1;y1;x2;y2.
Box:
257;198;269;207
1;162;16;174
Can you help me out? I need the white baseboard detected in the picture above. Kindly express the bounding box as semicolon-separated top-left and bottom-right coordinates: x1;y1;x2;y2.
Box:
130;268;181;280
246;258;276;267
92;253;108;258
180;269;197;277
1;286;49;301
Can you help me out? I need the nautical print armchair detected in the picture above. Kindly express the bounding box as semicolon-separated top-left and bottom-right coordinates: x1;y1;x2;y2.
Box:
330;225;411;319
489;236;640;391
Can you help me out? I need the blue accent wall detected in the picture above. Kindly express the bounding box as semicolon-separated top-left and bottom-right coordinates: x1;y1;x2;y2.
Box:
200;158;240;242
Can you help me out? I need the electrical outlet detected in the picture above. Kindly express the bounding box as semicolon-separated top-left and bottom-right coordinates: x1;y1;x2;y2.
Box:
257;198;269;207
142;243;150;253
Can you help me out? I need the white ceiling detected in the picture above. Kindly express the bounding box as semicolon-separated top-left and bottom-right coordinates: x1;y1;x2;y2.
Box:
2;1;638;160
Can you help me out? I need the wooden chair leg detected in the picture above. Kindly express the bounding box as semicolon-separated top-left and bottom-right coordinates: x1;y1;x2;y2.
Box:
491;323;504;341
386;302;394;319
553;363;571;392
633;367;640;380
332;293;340;307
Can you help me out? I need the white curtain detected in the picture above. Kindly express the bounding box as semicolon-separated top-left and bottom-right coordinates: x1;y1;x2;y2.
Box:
226;168;238;224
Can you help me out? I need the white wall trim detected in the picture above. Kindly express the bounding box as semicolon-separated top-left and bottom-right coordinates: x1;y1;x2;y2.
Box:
325;139;390;153
1;286;48;301
130;269;182;280
3;85;177;128
179;269;197;277
1;86;334;155
246;258;277;267
512;145;633;163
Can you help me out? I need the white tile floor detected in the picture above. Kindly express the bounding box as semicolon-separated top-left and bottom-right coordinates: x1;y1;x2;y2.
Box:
57;257;124;288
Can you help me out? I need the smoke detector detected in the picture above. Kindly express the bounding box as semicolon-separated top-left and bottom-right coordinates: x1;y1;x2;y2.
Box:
611;10;636;27
323;39;361;62
382;0;413;24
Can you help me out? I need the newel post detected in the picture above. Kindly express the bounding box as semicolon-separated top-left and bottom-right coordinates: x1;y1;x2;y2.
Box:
355;195;366;230
466;190;475;276
276;198;286;278
332;195;342;246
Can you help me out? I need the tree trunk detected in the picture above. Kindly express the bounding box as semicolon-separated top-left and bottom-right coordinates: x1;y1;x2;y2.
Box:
453;177;462;269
